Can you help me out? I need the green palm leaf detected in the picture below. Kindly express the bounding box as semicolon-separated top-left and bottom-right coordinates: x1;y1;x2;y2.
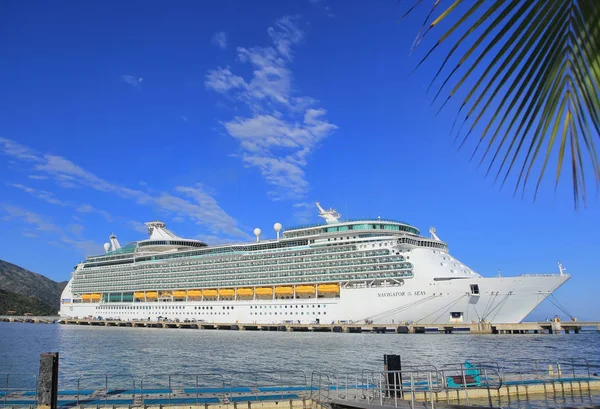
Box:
408;0;600;207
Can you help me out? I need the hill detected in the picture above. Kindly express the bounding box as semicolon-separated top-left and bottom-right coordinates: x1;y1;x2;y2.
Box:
0;259;67;314
0;289;58;315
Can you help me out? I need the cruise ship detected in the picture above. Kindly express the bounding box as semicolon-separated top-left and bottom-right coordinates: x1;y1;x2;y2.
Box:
59;203;570;324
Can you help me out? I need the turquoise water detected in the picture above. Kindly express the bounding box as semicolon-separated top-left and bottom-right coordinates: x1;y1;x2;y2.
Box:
0;322;598;389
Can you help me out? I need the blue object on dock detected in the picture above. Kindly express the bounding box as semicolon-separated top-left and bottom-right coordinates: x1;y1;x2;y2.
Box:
446;361;481;388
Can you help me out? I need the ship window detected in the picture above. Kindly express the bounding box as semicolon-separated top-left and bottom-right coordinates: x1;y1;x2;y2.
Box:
451;312;463;319
470;284;480;295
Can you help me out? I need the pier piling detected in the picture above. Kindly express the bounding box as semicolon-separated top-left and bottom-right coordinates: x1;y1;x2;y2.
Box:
38;352;59;409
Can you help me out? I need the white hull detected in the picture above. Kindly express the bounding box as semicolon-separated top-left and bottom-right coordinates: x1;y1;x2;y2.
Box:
59;210;571;325
60;274;568;324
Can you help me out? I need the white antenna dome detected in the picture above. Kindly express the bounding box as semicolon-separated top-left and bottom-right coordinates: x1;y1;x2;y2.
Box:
253;228;262;242
274;222;282;240
103;243;111;253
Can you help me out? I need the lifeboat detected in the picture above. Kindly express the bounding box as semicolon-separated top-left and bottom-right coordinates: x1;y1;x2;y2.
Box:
134;292;145;299
318;284;340;293
203;289;218;297
173;290;187;298
187;290;202;298
81;294;93;300
275;286;294;295
90;293;102;300
218;289;235;297
255;287;273;296
236;288;254;296
296;285;316;294
145;291;159;299
160;291;172;297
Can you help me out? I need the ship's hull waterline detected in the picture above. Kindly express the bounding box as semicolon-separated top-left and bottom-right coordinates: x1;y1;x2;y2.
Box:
59;205;571;324
60;275;568;325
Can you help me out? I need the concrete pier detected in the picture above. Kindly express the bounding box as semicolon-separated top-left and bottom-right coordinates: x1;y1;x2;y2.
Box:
2;315;597;335
53;319;600;334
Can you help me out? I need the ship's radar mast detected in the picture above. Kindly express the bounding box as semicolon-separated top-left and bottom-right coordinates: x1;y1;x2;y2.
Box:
316;202;341;224
558;261;566;276
109;234;121;251
429;227;441;241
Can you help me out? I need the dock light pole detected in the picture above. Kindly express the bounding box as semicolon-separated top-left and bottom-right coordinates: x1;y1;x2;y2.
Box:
38;352;59;409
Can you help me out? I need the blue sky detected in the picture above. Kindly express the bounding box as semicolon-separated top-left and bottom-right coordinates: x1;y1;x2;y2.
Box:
1;0;598;320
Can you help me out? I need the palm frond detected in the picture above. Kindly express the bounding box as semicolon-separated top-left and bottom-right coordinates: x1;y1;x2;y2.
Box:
408;0;600;207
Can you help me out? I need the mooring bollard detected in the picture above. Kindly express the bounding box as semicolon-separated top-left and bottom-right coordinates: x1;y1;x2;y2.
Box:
38;352;59;409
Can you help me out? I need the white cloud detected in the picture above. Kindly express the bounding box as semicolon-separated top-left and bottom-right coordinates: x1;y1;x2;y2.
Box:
292;201;315;224
120;75;143;88
76;204;112;222
211;31;228;50
28;175;48;180
205;17;337;200
7;183;115;222
1;202;102;256
9;183;67;206
128;221;149;235
205;67;248;93
0;138;248;239
1;204;61;233
68;223;84;236
267;16;304;60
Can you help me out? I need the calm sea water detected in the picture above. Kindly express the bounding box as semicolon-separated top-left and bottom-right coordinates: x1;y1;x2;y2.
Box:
1;322;599;388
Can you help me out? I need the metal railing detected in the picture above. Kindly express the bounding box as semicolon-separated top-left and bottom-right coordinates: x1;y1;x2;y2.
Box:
1;359;598;408
1;373;37;408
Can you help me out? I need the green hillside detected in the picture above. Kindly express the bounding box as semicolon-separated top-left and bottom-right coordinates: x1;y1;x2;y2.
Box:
0;289;58;315
0;259;67;315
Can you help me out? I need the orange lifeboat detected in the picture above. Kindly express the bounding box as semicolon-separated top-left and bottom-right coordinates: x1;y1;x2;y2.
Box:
317;284;340;293
275;286;294;295
255;287;273;296
296;285;316;294
236;288;254;297
203;289;218;297
218;289;235;297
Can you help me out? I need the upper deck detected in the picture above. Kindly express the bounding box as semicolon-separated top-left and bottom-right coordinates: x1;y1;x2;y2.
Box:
283;218;420;238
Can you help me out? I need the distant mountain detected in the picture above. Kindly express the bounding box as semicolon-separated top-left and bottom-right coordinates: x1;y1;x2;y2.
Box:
0;259;67;314
0;289;58;315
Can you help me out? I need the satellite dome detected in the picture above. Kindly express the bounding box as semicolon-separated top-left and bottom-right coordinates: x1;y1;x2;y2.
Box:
273;223;282;232
253;228;262;236
103;243;111;253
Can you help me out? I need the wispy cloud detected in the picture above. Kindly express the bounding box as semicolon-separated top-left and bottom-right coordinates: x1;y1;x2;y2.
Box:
0;138;249;239
7;182;114;222
205;16;337;200
1;203;61;233
292;202;315;224
120;74;144;88
9;183;67;206
68;223;84;236
128;221;148;235
76;204;112;222
1;203;103;256
211;31;228;50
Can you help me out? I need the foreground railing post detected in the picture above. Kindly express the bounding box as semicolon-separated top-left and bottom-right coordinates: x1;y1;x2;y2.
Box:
410;373;415;409
38;352;59;409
